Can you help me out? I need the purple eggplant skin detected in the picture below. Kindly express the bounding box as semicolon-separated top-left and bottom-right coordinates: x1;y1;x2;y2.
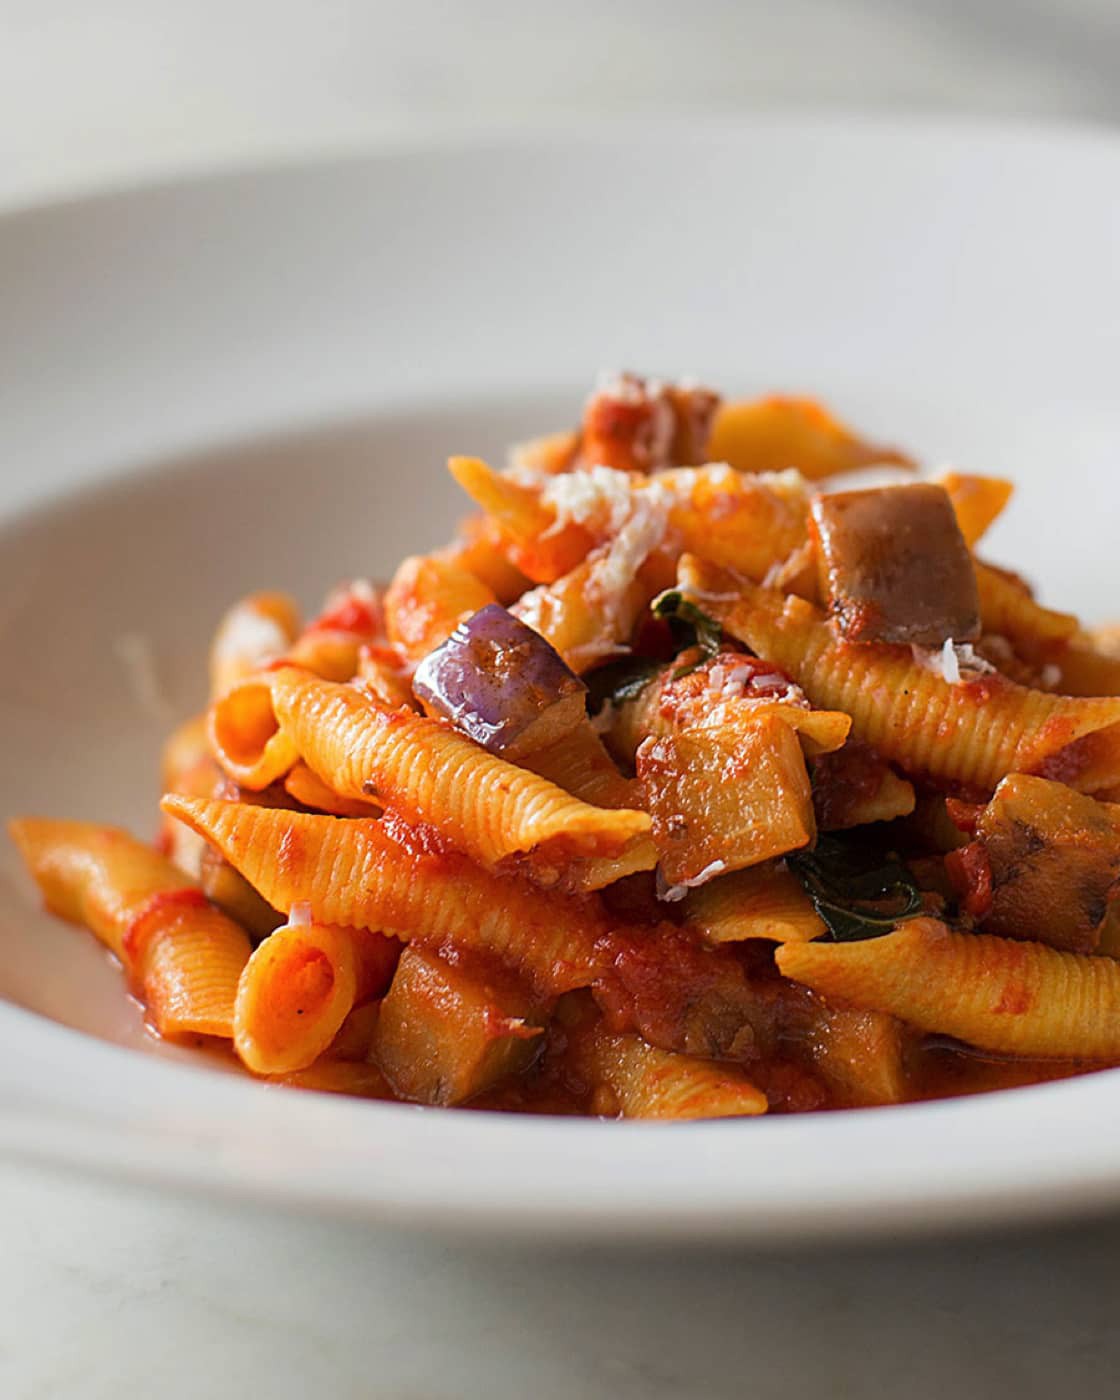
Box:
809;483;981;646
413;604;589;759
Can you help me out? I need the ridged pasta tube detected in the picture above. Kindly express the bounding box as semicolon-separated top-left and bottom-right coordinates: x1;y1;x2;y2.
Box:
777;917;1120;1059
283;761;381;818
521;723;657;890
679;557;1120;792
208;677;300;790
209;586;382;790
268;671;651;868
974;561;1078;659
160;797;610;993
10;818;251;1039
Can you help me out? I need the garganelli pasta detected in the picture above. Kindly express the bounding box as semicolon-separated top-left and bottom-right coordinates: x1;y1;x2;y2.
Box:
14;372;1120;1117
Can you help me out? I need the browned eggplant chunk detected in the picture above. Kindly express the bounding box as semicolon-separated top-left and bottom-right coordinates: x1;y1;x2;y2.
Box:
810;483;980;646
972;774;1120;953
371;944;546;1105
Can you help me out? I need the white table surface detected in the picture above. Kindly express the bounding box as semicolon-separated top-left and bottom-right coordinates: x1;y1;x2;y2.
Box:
4;3;1120;1395
6;1157;1120;1400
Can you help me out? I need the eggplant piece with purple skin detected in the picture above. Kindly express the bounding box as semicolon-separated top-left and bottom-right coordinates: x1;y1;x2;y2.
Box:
413;603;589;760
810;483;981;647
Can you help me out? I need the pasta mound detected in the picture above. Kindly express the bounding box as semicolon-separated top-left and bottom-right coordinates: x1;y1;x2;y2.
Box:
13;377;1120;1117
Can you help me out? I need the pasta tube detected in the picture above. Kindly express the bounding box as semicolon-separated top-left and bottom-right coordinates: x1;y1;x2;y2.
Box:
777;918;1120;1059
234;918;397;1075
974;562;1078;659
159;797;610;993
268;671;651;869
937;472;1013;547
10;818;250;1039
208;590;301;701
683;863;826;944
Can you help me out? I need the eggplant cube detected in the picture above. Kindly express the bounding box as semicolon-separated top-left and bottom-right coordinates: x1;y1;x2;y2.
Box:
413;603;588;759
810;483;980;646
976;774;1120;954
637;714;816;891
371;945;545;1106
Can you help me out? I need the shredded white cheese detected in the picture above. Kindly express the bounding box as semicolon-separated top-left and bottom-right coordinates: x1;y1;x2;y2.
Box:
592;494;669;600
911;638;996;685
540;464;635;537
757;467;810;502
657;859;729;903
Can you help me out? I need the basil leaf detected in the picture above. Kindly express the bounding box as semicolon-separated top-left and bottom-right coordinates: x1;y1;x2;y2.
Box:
789;834;924;943
651;591;723;677
585;658;665;712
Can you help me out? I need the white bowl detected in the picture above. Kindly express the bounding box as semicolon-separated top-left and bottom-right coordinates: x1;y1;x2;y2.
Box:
2;117;1119;1244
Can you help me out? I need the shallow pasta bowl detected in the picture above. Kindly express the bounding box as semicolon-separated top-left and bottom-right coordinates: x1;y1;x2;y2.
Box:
2;118;1120;1244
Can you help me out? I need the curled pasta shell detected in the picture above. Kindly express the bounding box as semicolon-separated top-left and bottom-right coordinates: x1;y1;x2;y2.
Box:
706;395;915;481
974;561;1078;659
938;472;1013;548
684;863;825;945
383;553;496;663
269;671;651;868
777;917;1120;1059
160;796;609;994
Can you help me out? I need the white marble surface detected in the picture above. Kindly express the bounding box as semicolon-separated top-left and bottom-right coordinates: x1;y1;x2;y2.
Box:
3;3;1120;1395
6;1158;1120;1400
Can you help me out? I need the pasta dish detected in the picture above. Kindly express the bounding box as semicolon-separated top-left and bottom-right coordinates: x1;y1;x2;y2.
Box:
13;374;1120;1118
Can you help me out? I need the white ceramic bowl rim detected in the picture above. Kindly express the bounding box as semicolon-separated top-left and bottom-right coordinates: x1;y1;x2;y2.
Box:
3;117;1120;1245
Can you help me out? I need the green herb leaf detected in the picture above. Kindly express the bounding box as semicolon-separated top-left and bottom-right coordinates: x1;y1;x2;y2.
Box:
651;591;723;677
584;657;666;712
789;834;924;942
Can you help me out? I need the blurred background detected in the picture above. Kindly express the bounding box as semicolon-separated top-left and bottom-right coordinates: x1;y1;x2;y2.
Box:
2;0;1118;205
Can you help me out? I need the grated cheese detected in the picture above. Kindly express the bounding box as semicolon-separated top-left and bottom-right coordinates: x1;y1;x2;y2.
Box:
657;859;729;902
911;638;996;685
540;464;635;537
